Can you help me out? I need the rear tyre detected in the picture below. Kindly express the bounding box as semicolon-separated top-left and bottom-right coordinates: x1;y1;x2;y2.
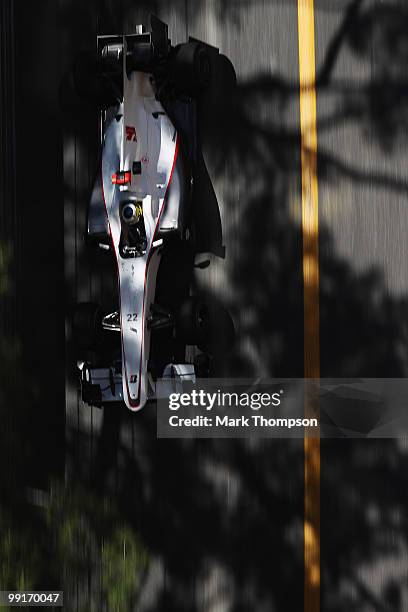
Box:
72;302;103;349
172;43;211;96
70;52;121;109
176;297;235;356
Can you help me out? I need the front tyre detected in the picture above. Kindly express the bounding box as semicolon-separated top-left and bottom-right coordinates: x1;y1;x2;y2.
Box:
176;297;235;356
72;302;103;349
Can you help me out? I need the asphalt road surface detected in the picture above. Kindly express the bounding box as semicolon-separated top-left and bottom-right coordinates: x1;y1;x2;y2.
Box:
2;0;408;610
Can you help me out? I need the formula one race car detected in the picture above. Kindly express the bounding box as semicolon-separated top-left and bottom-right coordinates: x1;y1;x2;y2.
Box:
69;15;234;411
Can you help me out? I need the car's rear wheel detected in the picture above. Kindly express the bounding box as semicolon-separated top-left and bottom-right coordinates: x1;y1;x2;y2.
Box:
72;302;103;349
70;52;122;109
176;297;235;356
171;43;211;96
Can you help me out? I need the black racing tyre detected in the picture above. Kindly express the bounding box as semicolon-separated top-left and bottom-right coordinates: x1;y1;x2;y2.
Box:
81;381;102;407
176;297;235;356
71;52;122;109
194;353;211;377
72;302;103;349
172;43;211;95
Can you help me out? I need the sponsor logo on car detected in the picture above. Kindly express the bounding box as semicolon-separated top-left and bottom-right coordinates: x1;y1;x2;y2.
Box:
126;126;137;141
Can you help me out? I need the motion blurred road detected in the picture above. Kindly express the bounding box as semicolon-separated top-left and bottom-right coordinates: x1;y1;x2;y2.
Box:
2;0;408;610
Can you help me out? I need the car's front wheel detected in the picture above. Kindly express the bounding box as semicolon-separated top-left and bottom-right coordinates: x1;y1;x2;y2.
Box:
176;297;235;356
72;302;103;349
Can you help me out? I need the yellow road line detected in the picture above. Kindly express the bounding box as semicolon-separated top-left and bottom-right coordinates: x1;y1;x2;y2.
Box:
297;0;321;611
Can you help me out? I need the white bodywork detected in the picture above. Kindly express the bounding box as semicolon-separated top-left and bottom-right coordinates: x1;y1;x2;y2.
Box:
101;67;178;410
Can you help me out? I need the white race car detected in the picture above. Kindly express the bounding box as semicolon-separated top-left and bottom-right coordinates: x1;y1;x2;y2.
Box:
70;16;234;411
